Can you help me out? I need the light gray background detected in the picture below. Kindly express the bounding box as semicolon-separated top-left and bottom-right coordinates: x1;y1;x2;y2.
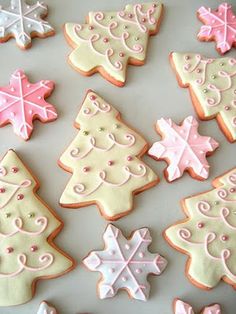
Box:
1;0;236;313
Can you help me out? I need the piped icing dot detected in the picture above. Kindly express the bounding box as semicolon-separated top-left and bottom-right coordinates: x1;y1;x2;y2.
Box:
127;155;133;161
11;167;19;173
211;75;216;79
128;13;133;18
197;222;204;228
122;276;127;282
203;88;208;93
108;160;114;166
184;55;190;60
89;26;94;30
17;194;24;200
230;188;235;193
139;252;144;258
135;268;142;274
83;166;90;172
103;37;109;43
0;188;6;193
152;3;157;7
109;250;115;256
214;201;219;205
98;127;105;132
123;25;128;29
196;68;201;73
109;268;115;273
114;123;120;129
89;95;96;101
125;244;130;250
28;212;35;218
31;245;38;252
83;130;89;136
5;213;11;218
141;18;146;23
6;247;14;254
119;52;125;57
221;235;229;242
224;106;230;111
220;62;224;66
134;36;139;41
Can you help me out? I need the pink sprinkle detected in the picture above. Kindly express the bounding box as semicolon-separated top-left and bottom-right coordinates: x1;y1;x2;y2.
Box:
89;95;96;101
125;244;130;250
184;55;190;60
11;167;19;173
136;268;142;274
31;245;38;252
196;69;201;73
139;252;144;258
17;194;24;200
224;105;230;110
119;52;125;57
0;188;5;193
108;160;113;166
6;247;13;254
221;235;228;242
128;13;133;18
142;18;146;23
83;167;90;172
152;3;157;7
89;26;94;30
230;188;235;193
127;156;133;161
103;37;109;43
197;222;204;228
122;276;127;282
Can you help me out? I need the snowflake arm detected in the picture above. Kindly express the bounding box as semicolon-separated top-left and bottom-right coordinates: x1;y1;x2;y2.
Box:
197;3;236;54
0;69;57;140
0;0;54;49
83;224;167;301
148;116;219;181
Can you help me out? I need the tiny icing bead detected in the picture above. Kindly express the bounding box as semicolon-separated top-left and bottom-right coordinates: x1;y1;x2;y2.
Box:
109;268;115;273
211;75;216;79
6;247;13;254
83;131;89;136
221;235;228;242
220;62;224;66
197;222;204;228
224;106;230;111
125;244;130;250
31;245;38;252
139;252;144;258
123;25;128;29
11;167;19;173
17;194;24;200
122;276;127;282
83;167;90;172
152;3;157;7
98;127;105;132
108;160;114;166
0;188;5;193
89;26;94;30
119;52;125;57
103;37;109;43
128;13;133;18
109;250;115;256
203;89;208;93
142;18;146;23
196;69;201;73
134;37;139;41
230;188;235;193
114;124;120;129
5;213;11;218
89;95;96;101
136;268;142;274
127;156;133;161
28;212;35;218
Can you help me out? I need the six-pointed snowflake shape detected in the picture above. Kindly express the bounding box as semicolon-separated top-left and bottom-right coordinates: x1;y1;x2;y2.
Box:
0;69;57;140
148;116;219;182
197;3;236;54
83;224;167;301
174;299;222;314
0;0;55;49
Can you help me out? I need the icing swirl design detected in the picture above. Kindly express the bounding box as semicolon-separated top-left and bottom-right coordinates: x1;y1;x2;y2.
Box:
165;168;236;288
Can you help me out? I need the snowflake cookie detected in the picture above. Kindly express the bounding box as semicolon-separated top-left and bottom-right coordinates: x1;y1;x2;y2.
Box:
64;2;163;86
197;3;236;54
59;90;158;221
0;0;55;49
0;69;57;140
83;224;167;301
170;52;236;142
173;299;222;314
148;116;219;182
37;301;57;314
165;167;236;290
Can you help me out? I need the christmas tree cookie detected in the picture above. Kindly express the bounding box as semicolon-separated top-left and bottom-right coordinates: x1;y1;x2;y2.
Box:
83;224;167;301
64;2;163;86
0;0;55;49
0;150;74;306
148;116;219;182
197;3;236;55
173;299;222;314
59;90;158;221
0;69;57;141
170;52;236;142
165;167;236;290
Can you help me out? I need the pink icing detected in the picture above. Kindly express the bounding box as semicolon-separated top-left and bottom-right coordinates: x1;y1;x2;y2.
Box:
0;69;57;140
83;224;167;301
174;299;221;314
198;3;236;54
148;116;219;181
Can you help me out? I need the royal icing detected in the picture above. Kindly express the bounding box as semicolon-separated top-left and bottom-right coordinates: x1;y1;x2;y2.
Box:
197;3;236;54
59;90;158;220
83;224;167;301
148;116;219;181
0;69;57;140
37;301;57;314
171;52;236;142
174;299;221;314
0;150;73;306
165;168;236;289
0;0;54;49
64;2;163;86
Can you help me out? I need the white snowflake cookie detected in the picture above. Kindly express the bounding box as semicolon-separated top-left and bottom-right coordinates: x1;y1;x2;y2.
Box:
0;0;55;49
83;224;167;301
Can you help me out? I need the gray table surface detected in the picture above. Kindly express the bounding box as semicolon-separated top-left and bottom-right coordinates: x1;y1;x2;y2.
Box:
1;0;236;313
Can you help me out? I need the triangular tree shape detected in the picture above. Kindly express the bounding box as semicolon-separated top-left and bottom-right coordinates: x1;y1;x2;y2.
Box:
59;90;158;220
0;150;74;306
170;52;236;142
64;2;163;86
165;167;236;289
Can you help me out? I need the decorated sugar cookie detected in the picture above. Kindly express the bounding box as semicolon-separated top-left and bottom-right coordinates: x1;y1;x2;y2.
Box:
0;150;74;306
173;299;222;314
170;52;236;142
0;0;55;49
197;3;236;55
37;301;57;314
0;69;57;140
64;2;163;86
59;90;158;221
148;116;219;182
83;224;167;301
165;167;236;290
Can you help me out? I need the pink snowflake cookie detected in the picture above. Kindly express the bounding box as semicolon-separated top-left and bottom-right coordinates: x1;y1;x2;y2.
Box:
83;224;167;301
197;3;236;54
148;116;219;182
0;69;57;140
173;299;222;314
